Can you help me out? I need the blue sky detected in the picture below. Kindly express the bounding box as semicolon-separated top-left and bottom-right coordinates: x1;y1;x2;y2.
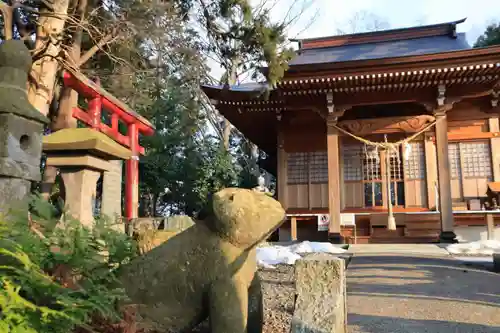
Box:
282;0;499;45
208;0;500;81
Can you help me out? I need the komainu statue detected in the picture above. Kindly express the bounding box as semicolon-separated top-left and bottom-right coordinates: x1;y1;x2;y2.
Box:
119;188;286;333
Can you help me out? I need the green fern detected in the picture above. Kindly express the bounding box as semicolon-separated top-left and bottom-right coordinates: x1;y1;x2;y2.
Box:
0;195;138;333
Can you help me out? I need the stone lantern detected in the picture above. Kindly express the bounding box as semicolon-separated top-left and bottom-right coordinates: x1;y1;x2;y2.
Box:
0;40;49;213
43;128;131;228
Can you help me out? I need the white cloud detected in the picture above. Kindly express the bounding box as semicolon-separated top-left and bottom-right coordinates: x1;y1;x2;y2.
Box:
207;0;500;82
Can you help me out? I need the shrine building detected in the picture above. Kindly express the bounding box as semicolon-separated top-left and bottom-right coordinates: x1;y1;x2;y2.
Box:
202;19;500;244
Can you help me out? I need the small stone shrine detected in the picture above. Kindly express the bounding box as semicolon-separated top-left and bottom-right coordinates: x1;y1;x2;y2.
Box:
119;188;286;333
42;128;131;227
0;40;49;213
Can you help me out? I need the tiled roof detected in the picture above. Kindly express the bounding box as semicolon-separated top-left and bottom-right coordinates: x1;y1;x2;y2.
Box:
202;82;267;92
289;33;470;66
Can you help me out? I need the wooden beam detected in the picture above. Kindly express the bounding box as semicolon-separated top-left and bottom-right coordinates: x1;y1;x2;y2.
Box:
291;216;297;241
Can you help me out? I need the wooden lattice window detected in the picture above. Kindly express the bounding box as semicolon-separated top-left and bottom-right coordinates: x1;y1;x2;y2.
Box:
287;152;308;184
404;142;425;180
388;147;405;206
461;142;492;178
342;144;363;181
310;151;328;183
448;143;461;180
362;146;381;181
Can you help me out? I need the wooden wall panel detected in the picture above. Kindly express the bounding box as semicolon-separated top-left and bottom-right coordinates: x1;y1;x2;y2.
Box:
309;183;329;209
424;134;438;209
404;179;427;207
462;178;490;199
451;178;463;202
344;182;364;208
283;111;326;152
287;184;308;208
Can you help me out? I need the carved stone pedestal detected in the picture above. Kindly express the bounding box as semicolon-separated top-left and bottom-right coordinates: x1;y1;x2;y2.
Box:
43;128;131;228
60;168;101;227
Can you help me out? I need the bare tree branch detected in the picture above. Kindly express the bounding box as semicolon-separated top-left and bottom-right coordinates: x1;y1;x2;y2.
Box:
77;32;119;67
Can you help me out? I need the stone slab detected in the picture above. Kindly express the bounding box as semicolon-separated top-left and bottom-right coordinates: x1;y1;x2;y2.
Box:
101;160;122;219
347;244;449;256
46;154;113;172
292;253;346;333
43;128;132;160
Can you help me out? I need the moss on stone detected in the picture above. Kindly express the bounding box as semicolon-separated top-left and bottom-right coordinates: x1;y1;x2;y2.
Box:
119;188;285;333
0;40;48;124
43;128;132;160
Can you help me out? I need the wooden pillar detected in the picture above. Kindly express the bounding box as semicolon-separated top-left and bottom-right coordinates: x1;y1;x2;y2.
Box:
88;78;102;129
486;213;495;240
327;118;342;243
291;216;297;241
277;124;288;209
434;110;457;242
125;122;139;223
489;117;500;181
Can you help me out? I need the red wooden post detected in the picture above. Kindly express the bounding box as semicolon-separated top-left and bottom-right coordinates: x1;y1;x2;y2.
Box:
125;122;140;221
88;78;102;129
111;113;119;134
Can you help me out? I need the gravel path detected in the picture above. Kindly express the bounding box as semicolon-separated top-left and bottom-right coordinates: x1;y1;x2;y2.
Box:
347;254;500;333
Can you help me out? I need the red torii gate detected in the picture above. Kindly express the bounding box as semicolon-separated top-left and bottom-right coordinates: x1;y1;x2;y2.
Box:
61;70;155;221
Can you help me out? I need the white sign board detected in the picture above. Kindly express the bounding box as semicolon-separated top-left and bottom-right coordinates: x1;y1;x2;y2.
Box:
317;214;330;231
340;213;356;226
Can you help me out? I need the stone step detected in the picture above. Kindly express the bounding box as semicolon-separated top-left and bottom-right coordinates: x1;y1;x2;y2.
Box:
405;221;441;230
369;236;438;244
405;229;440;238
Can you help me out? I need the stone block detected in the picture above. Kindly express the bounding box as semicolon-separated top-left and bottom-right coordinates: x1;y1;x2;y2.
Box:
0;114;44;180
101;160;123;218
60;168;101;227
291;253;347;333
0;40;48;213
0;177;31;215
493;253;500;272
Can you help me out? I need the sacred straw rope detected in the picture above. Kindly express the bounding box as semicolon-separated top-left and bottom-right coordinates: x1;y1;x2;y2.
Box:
331;116;445;230
332;116;445;151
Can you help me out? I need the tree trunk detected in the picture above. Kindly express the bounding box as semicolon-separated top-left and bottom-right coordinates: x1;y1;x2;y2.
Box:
28;0;71;116
223;119;231;150
222;60;239;151
152;193;159;217
41;0;87;199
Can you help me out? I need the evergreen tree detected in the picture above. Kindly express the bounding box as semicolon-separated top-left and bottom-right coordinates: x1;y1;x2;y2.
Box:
474;22;500;47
